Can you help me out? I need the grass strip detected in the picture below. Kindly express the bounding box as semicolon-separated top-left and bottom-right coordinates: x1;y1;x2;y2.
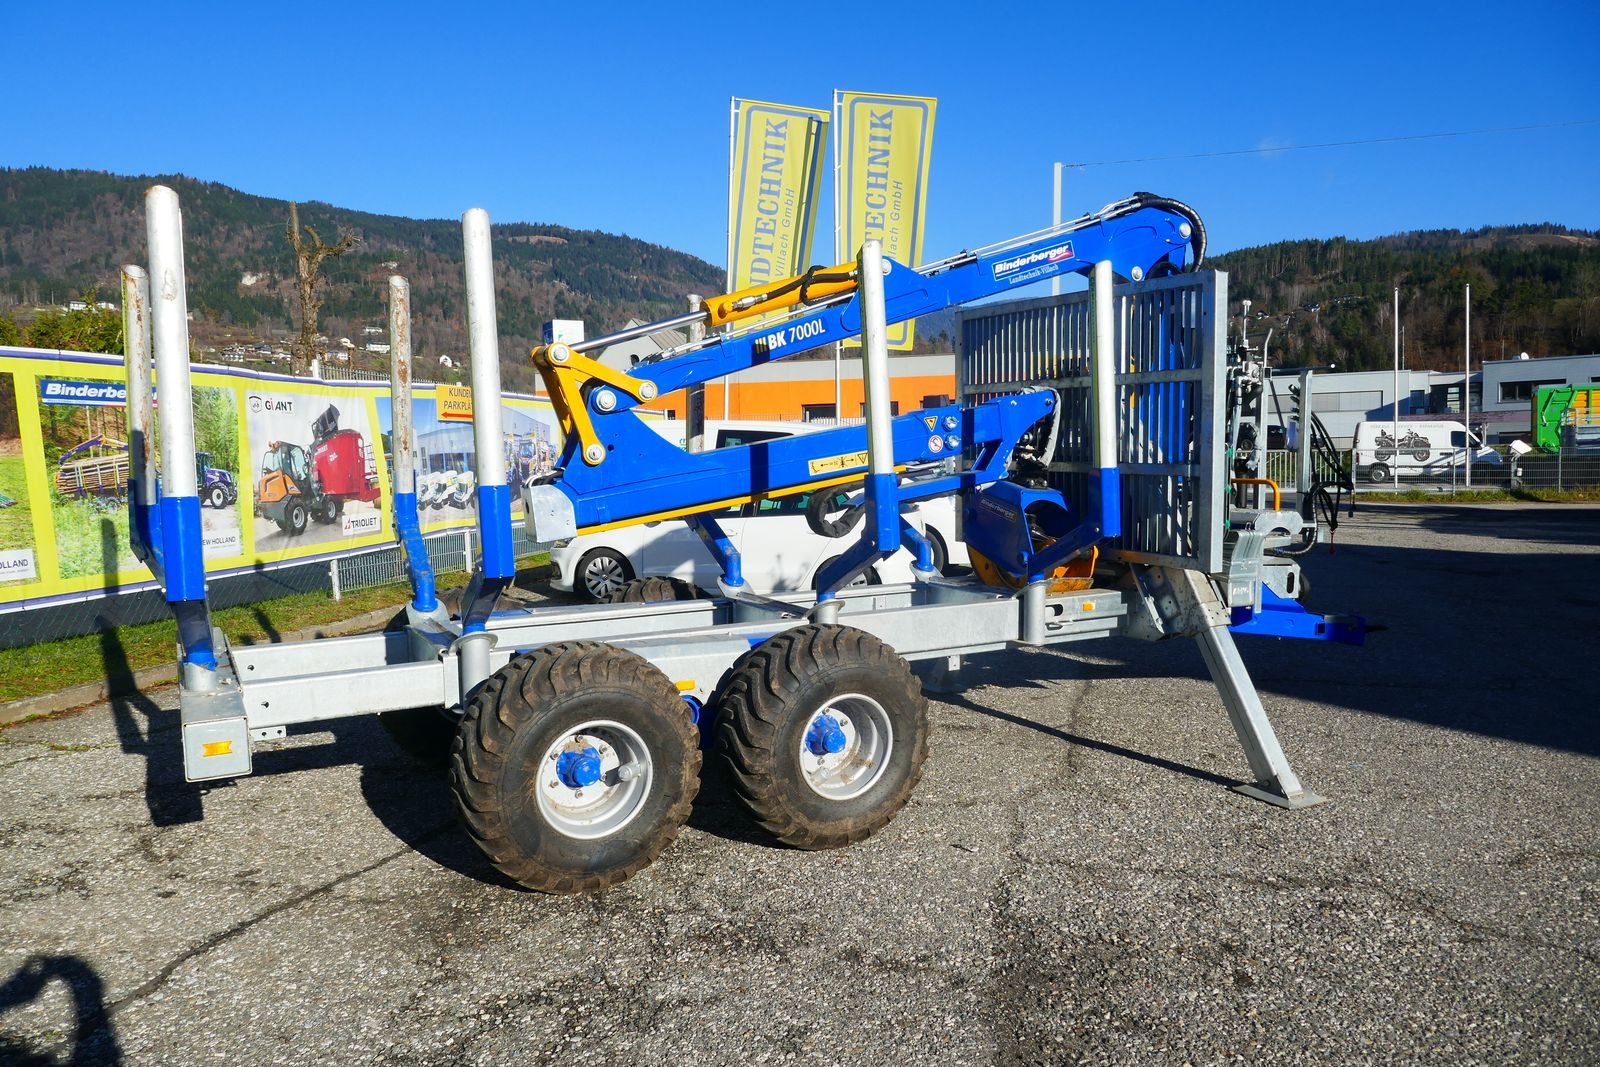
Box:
1359;487;1600;504
0;559;539;707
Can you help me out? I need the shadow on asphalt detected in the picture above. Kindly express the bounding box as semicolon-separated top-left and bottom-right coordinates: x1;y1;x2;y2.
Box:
98;520;203;827
0;953;121;1066
932;656;1244;792
940;525;1600;760
240;714;783;891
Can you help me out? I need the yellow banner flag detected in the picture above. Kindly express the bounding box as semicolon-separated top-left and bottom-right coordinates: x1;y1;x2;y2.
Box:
727;99;829;293
835;91;936;350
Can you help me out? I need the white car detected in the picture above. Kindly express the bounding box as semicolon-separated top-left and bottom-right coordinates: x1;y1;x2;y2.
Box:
548;489;963;601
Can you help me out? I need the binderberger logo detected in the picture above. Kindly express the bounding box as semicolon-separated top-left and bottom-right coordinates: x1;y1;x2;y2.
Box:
40;379;125;407
992;241;1075;282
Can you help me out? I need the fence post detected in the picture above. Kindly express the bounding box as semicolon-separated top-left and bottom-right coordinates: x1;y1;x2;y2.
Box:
329;558;342;601
1558;446;1564;491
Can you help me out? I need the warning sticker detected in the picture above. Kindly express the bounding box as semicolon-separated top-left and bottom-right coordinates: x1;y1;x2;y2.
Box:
806;450;870;477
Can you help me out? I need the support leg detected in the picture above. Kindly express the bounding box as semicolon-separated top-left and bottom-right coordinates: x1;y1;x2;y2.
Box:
1194;622;1325;809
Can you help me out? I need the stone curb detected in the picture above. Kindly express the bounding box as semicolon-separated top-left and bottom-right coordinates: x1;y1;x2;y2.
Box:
0;604;402;728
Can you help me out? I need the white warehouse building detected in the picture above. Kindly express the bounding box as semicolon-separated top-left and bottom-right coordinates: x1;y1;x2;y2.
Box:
1275;353;1600;447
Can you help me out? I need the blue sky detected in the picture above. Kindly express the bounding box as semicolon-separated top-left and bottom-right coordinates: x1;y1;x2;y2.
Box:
7;1;1598;268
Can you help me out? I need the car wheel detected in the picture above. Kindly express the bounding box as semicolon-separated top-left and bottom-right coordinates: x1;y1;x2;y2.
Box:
576;548;633;602
814;556;879;591
286;500;309;535
1367;463;1391;484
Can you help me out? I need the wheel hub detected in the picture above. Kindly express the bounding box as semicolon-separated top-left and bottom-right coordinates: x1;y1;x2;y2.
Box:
804;714;848;756
796;694;892;801
555;745;603;789
536;724;653;840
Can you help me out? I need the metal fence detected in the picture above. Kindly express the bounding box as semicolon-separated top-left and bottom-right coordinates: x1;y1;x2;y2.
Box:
1247;446;1600;497
330;522;547;598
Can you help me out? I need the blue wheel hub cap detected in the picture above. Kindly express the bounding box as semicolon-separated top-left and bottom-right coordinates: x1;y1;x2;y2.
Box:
805;714;847;756
556;746;603;789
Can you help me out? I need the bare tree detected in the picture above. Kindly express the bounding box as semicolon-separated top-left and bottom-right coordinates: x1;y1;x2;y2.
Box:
286;203;357;376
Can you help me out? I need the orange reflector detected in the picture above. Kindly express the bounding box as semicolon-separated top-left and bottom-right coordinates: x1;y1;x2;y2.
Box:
1081;601;1095;612
675;680;696;692
202;740;233;758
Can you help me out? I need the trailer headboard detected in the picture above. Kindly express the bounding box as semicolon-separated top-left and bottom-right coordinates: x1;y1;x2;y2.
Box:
957;270;1228;573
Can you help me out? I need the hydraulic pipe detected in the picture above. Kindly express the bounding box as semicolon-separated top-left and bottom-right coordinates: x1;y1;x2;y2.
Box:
388;275;438;614
146;185;216;681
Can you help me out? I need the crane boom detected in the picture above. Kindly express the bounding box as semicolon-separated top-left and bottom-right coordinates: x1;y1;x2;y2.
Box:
524;193;1204;545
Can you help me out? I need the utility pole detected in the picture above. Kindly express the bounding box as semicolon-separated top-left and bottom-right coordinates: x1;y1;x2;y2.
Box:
1465;284;1473;488
1392;287;1400;487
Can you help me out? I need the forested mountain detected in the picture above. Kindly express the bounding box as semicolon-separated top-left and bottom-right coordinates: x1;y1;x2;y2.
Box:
0;167;725;393
4;168;1595;383
1210;226;1600;372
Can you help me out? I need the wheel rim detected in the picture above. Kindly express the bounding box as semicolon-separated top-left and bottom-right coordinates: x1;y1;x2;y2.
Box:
584;555;627;599
797;693;893;801
534;719;653;840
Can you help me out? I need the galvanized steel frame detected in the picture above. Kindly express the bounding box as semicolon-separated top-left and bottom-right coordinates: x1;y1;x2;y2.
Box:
957;271;1227;573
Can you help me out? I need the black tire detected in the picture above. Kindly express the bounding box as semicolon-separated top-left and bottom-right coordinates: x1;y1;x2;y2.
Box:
314;498;343;525
606;576;705;604
207;486;225;509
1367;463;1391;484
575;547;633;602
285;500;309;536
1410;448;1430;462
715;624;928;850
813;556;879;592
450;642;701;893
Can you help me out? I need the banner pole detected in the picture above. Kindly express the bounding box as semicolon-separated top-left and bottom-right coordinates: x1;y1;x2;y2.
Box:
832;91;843;423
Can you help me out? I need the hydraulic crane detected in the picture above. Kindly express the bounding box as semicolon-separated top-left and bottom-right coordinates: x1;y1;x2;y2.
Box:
524;193;1205;603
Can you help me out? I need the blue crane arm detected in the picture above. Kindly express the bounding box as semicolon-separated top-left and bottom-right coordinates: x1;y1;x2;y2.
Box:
631;195;1200;397
522;194;1203;542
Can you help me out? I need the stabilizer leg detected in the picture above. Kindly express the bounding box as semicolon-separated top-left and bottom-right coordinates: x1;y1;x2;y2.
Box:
1193;622;1325;809
1131;565;1325;809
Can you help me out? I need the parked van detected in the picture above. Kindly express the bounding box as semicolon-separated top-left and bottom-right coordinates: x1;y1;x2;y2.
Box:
1351;421;1500;483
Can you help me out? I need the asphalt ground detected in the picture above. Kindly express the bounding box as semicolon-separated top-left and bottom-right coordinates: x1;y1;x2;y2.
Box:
1;503;1596;1065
